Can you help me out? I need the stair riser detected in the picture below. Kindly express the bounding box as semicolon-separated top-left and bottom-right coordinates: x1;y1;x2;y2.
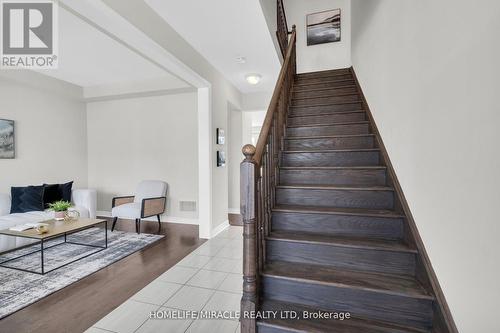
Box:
280;168;386;186
293;86;358;99
285;136;374;150
292;95;361;107
287;112;365;126
296;74;353;85
287;124;370;137
296;69;351;80
282;151;380;167
294;81;356;92
272;212;404;239
276;188;394;210
267;240;415;275
290;103;363;116
262;278;433;330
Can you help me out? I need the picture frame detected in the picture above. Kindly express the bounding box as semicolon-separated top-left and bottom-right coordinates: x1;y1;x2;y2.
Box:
306;8;341;46
216;128;225;145
0;119;15;159
217;150;226;167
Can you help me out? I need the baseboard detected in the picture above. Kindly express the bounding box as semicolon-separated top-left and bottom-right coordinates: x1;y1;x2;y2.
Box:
228;208;240;214
211;219;229;238
97;211;199;226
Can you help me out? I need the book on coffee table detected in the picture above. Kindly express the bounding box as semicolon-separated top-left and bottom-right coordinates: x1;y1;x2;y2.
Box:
9;223;49;232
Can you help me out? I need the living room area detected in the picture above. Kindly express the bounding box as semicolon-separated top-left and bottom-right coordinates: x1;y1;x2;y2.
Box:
0;0;277;332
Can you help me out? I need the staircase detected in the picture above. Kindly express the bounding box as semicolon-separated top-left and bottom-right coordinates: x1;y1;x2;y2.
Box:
254;68;432;333
240;63;456;332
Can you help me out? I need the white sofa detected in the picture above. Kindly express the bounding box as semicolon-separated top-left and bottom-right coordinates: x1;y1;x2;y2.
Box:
0;189;97;252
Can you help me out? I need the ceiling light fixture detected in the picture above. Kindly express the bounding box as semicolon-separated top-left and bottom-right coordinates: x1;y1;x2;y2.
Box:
245;74;262;85
236;56;246;64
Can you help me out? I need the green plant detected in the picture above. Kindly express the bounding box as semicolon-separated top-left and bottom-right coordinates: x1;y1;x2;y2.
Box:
48;200;72;212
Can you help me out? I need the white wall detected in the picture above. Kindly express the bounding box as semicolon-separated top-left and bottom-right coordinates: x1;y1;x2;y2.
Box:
351;1;500;332
0;73;87;194
284;0;351;73
87;92;198;223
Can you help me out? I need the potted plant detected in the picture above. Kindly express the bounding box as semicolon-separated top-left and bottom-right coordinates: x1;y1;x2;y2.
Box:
48;200;72;220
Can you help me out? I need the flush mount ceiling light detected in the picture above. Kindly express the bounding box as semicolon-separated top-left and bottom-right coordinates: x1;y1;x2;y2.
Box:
245;74;262;85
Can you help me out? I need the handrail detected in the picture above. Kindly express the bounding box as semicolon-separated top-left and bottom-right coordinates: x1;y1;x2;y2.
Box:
276;0;290;57
253;26;296;165
239;25;296;333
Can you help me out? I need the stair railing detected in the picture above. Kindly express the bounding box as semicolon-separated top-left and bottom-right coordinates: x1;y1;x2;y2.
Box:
276;0;290;57
240;25;296;333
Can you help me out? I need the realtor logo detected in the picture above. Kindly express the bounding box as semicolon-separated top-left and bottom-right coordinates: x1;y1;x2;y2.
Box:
1;0;58;68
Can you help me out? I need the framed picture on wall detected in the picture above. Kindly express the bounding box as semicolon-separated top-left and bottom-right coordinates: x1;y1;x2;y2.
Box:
217;150;226;167
216;128;225;145
306;8;341;46
0;119;15;159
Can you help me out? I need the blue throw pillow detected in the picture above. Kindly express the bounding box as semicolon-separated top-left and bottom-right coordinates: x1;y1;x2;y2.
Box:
10;185;45;213
42;181;73;208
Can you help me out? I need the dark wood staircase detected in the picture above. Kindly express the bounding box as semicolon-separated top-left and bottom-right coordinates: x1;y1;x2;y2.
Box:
246;68;454;333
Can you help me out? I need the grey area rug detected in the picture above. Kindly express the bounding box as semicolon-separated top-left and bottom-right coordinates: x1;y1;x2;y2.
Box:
0;228;163;319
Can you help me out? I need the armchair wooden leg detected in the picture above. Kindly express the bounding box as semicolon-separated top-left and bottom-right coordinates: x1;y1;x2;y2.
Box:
157;215;161;233
136;218;141;234
111;217;118;231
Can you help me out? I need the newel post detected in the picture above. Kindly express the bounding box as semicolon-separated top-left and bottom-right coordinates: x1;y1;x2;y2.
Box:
240;144;257;333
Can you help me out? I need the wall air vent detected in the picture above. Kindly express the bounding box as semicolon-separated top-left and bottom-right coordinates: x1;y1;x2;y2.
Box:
180;201;197;212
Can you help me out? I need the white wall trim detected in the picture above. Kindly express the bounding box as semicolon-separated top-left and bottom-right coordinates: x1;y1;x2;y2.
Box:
84;87;196;103
97;210;199;225
228;208;240;214
211;220;229;238
198;87;212;239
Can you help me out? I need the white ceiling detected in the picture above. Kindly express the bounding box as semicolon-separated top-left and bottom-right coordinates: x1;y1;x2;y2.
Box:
36;7;188;90
145;0;281;94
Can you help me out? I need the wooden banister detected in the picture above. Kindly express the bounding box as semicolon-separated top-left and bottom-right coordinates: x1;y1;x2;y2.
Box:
277;0;290;57
240;25;297;333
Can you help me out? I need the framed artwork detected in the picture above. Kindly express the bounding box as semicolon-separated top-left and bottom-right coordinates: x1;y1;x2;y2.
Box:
306;9;341;46
217;150;226;167
0;119;14;159
216;128;225;145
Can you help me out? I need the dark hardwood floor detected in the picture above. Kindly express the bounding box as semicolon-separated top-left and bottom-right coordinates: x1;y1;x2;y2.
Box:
0;217;205;333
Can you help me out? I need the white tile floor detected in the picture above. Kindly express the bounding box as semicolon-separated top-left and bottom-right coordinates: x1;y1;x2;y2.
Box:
87;226;243;333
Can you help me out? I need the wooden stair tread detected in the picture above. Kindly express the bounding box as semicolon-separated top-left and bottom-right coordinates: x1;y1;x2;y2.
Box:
293;84;357;93
267;231;417;253
287;120;370;128
294;78;354;86
289;101;362;108
280;165;386;170
292;92;360;101
283;148;380;153
272;205;404;218
289;109;365;117
288;110;365;118
285;134;374;140
263;261;433;300
258;300;430;333
277;184;393;191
